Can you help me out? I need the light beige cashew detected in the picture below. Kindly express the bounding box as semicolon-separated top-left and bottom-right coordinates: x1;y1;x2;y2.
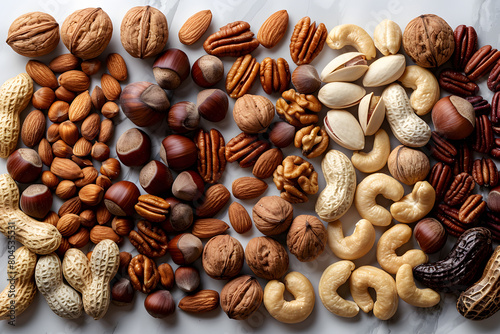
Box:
264;271;315;323
390;181;435;223
326;24;377;60
396;264;440;308
376;224;428;274
349;265;398;320
354;173;404;226
327;219;376;260
319;261;359;317
398;65;440;116
373;19;402;56
351;129;390;173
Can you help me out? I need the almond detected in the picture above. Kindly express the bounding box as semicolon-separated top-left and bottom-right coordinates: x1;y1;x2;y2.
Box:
21;109;46;147
68;227;90;248
195;184;230;218
90;225;122;244
79;184;104;206
232;176;268;200
101;73;121;101
81;58;102;76
55;86;77;103
81;113;101;141
50;157;84;180
257;10;289;48
73;137;92;157
252;148;283;179
99;119;114;143
52;139;73;158
191;218;229;238
58;196;82;216
178;10;212;45
49;53;81;73
38;138;53;166
228;202;252;234
26;60;58;89
58;70;90;92
68;90;92;122
74;167;98;188
55;180;77;200
178;289;220;313
56;213;81;237
106;53;128;81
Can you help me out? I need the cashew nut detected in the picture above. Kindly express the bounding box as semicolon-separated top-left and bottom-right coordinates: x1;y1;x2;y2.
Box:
319;261;359;317
376;224;428;274
351;129;390;173
390;181;435;223
327;219;376;260
326;24;377;60
354;173;404;226
263;271;315;323
373;19;402;56
396;264;440;308
398;65;440;116
349;265;398;320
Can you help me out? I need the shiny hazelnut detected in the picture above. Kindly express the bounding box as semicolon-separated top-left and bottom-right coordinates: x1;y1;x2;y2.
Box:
48;100;69;123
488;186;500;212
101;101;120;119
46;123;60;143
104;181;140;216
172;171;204;201
414;218;447;254
78;184;104;206
20;184;53;219
161;199;193;232
153;48;190;90
79;209;96;228
116;128;151;167
55;180;77;200
168;233;203;265
91;86;105;110
41;171;59;190
100;158;121;179
191;55;224;88
197;89;228;122
175;266;200;293
55;86;76;103
167;101;200;133
112;217;134;236
268;121;296;148
112;278;135;306
139;160;174;196
292;65;321;94
91;142;110;162
59;120;79;146
144;290;175;318
158;263;175;290
432;95;475;140
160;135;197;170
32;87;55;110
7;148;42;183
120;82;170;127
118;251;132;276
387;145;430;185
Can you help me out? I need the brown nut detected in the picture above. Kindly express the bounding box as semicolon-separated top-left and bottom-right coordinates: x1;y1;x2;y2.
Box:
7;148;43;183
167;101;199;134
178;10;212;46
428;162;453;200
226;55;260;99
191;218;229;239
459;194;487;225
294;125;329;159
387;145;430;186
472;158;499;188
153;48;190;90
272;155;319;203
175;266;200;293
253;148;284;180
465;45;500;81
191;55;224;88
21;109;45;148
472;114;494;154
291;64;321;94
426;131;458;165
197;89;228;122
195;184;230;218
134;194;169;223
172;171;204;202
116;128;152;167
111;217;134;236
111;278;135;306
233;94;275;134
252;196;293;236
453;25;478;71
202;235;244;280
178;290;220;313
203;21;259;57
20;184;53;219
257;10;289;49
225;132;271;168
129;221;169;258
220;275;263;320
268;121;296;148
414;218;447;254
276;89;322;127
32;87;56;110
158;263;175;290
144;290;175;319
287;215;327;262
232;176;268;200
245;236;289;280
228;202;252;234
128;254;160;294
289;16;327;65
139;160;173;196
195;128;226;184
259;57;290;94
438;69;479;97
444;172;476;207
431;95;475;140
120;82;170;127
168;233;203;265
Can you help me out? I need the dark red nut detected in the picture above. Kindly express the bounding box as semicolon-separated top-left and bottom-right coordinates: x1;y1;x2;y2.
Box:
472;158;499;188
168;233;203;265
465;45;500;81
444;172;476;207
116;128;151;167
196;89;228;122
438;69;479;97
225;132;271;168
488;186;500;212
167;101;199;134
268;121;296;148
436;203;468;237
104;181;140;216
195;128;226;184
431;95;475;140
492;91;500;124
20;184;53;219
153;48;190;90
425;131;457;165
120;82;170;127
7;148;43;183
488;61;500;92
191;55;224;88
472;114;494;154
465;95;491;115
139;160;174;196
458;194;487;225
144;290;175;318
453;142;473;175
453;25;478;71
414;218;447;254
428;162;453;200
160;135;197;170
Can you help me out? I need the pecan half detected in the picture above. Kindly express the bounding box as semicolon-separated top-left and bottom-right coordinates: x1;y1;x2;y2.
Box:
436;203;467;237
272;155;318;203
466;96;491;116
453;142;473;175
444;172;475;206
453;25;478;71
294;125;329;159
289;16;327;65
259;57;290;94
276;88;322;127
196;128;226;184
492;91;500;125
472;114;494;153
488;61;500;92
134;194;170;223
464;45;500;81
225;54;260;98
428;162;453;200
128;254;160;294
203;21;259;57
472;158;499;187
225;132;270;168
438;69;478;97
483;212;500;241
459;194;487;224
426;131;457;165
129;221;169;258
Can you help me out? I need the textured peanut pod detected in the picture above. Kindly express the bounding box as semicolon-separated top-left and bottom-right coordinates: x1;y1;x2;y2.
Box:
315;150;356;222
0;246;37;320
0;73;33;158
0;174;61;254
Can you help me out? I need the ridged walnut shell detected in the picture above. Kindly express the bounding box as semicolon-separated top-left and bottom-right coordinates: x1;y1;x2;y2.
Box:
245;236;289;280
252;196;293;236
220;275;263;320
233;94;275;134
202;235;244;280
61;8;113;59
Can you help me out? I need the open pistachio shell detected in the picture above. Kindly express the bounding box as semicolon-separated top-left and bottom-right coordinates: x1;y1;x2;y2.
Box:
324;110;365;150
362;54;406;87
358;93;386;136
318;82;365;109
320;52;369;82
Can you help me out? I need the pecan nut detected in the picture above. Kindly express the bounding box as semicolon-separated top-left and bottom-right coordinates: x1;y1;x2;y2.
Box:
128;254;160;293
203;21;259;57
276;88;322;127
294;125;329;159
483;212;500;241
134;194;170;223
272;155;319;203
466;95;491;115
259;57;290;94
472;158;499;187
196;128;226;184
453;142;473;175
444;172;475;206
459;194;487;224
472;114;494;153
129;221;169;258
225;132;270;168
428;162;453;200
453;25;478;71
289;16;327;65
436;203;467;237
438;69;479;96
492;91;500;124
464;45;500;81
426;131;457;165
225;54;260;98
488;61;500;92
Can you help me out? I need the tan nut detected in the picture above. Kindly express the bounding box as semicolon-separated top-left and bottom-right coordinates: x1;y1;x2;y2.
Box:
373;19;402;56
351;129;390;173
390;181;435;224
398;65;440;116
326;24;376;60
396;264;440;308
327;219;376;260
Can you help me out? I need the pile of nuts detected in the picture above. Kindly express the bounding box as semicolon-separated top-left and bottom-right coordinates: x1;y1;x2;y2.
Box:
2;3;500;327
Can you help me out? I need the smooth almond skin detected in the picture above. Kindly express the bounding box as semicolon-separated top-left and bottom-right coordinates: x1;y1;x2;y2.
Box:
178;10;212;45
324;110;365;150
257;10;289;48
191;219;229;239
68;90;92;122
21;109;45;148
362;54;406;87
26;60;58;89
252;148;283;179
232;177;268;200
106;53;128;81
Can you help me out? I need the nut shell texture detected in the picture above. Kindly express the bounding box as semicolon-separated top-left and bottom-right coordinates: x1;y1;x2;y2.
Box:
233;94;275;133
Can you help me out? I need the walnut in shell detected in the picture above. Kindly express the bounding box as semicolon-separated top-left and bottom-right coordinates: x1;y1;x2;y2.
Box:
252;196;293;236
287;215;327;262
387;145;430;185
220;275;263;320
202;235;244;280
233;94;275;134
245;236;288;280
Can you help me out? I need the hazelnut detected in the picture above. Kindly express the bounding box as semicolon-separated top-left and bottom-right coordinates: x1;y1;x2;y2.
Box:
91;86;105;110
78;184;104;207
116;128;151;167
233;94;275;133
488;186;500;212
52;140;73;158
245;236;289;280
172;171;204;201
104;181;140;216
387;145;430;185
167;101;200;133
96;175;112;190
160;135;197;170
291;65;321;94
101;101;120;119
191;55;224;88
32;87;55;110
175;266;200;293
79;209;96;228
287;215;327;262
7;148;42;183
81;58;102;76
414;218;447;254
153;48;190;90
120;82;170;127
111;217;134;236
164;201;193;232
100;158;121;179
59;121;79;146
139;160;174;196
220;275;263;320
48;101;70;123
91;142;111;162
46;123;61;143
252;196;293;236
144;290;175;318
197;89;229;122
118;251;133;276
41;171;59;190
20;184;53;219
56;213;81;237
268;121;296;148
112;278;135;306
202;235;244;280
432;95;475;140
158;263;175;290
55;86;76;103
168;233;203;265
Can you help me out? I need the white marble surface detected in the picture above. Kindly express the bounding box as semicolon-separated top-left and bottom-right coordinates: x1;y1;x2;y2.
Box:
0;0;499;333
